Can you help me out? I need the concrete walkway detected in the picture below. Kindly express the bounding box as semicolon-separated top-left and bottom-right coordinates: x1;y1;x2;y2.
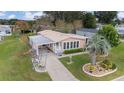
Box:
120;39;124;43
112;75;124;81
58;51;88;58
45;52;78;81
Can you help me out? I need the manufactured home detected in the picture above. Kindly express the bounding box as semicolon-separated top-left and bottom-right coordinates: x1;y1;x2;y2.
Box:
29;30;87;55
0;25;12;41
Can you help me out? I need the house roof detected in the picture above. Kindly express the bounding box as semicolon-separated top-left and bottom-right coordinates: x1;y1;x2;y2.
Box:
116;26;124;34
0;25;11;32
77;28;98;33
38;30;87;42
29;35;54;46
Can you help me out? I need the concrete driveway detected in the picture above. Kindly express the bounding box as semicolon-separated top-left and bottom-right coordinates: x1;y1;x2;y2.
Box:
39;48;78;81
46;53;78;81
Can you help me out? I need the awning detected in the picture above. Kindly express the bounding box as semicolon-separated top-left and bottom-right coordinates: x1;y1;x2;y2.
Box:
29;35;54;47
29;35;54;55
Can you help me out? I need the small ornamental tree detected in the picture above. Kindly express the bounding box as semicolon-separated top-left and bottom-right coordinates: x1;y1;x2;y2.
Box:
87;34;111;65
98;24;120;47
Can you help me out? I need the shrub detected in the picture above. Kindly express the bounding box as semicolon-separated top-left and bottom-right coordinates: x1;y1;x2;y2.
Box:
88;65;96;72
100;59;116;70
100;62;108;70
63;48;84;54
112;64;116;70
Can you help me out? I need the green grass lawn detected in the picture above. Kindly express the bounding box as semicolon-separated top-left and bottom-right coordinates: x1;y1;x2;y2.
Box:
59;43;124;81
0;35;51;80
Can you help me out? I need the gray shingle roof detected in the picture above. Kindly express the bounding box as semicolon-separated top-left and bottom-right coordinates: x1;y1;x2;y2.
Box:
78;28;98;33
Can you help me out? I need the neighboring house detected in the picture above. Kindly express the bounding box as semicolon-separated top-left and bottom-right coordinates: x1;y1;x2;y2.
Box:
76;28;99;46
76;28;98;38
0;25;12;41
116;24;124;37
0;25;12;36
29;30;87;56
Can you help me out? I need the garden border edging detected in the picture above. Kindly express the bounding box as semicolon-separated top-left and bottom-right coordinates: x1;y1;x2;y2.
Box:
82;63;117;77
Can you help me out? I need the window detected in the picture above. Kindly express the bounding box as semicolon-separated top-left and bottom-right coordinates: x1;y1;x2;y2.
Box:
77;41;79;48
56;42;59;46
70;42;73;48
74;41;76;48
67;42;69;49
64;42;66;49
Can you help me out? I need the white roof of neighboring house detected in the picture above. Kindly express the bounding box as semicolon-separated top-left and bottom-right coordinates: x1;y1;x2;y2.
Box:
0;25;11;30
38;30;87;42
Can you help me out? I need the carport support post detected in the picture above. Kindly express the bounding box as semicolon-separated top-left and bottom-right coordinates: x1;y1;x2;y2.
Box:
36;45;39;56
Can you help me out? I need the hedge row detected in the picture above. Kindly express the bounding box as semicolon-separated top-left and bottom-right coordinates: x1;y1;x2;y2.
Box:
63;48;84;54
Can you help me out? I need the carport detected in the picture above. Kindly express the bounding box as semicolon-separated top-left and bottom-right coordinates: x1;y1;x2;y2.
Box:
29;35;54;56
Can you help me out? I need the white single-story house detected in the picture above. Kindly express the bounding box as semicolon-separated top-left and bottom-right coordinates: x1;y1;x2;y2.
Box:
29;30;87;55
0;25;12;41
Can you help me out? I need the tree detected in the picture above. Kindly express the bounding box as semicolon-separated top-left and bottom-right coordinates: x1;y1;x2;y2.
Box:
8;19;18;25
63;11;83;22
72;20;83;33
55;20;66;31
83;13;96;28
42;11;85;33
94;11;117;24
111;18;121;26
64;23;74;33
55;20;74;33
114;18;121;25
98;24;120;47
15;21;31;33
44;11;84;23
33;15;53;32
87;34;111;65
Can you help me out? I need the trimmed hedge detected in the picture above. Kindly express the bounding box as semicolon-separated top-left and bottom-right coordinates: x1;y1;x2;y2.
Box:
63;48;84;54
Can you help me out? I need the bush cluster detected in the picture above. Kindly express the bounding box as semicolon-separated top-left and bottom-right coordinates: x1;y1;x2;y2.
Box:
100;59;116;70
88;65;96;72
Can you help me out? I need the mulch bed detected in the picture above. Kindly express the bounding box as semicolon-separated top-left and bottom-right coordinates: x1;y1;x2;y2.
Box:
83;63;117;77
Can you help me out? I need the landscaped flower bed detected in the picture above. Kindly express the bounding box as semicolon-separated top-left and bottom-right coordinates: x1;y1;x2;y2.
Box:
83;60;117;77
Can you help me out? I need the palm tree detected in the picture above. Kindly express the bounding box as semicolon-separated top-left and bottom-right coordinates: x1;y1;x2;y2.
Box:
87;34;111;65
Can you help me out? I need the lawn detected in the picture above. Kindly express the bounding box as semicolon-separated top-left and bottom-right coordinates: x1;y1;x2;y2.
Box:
0;35;51;80
59;43;124;81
